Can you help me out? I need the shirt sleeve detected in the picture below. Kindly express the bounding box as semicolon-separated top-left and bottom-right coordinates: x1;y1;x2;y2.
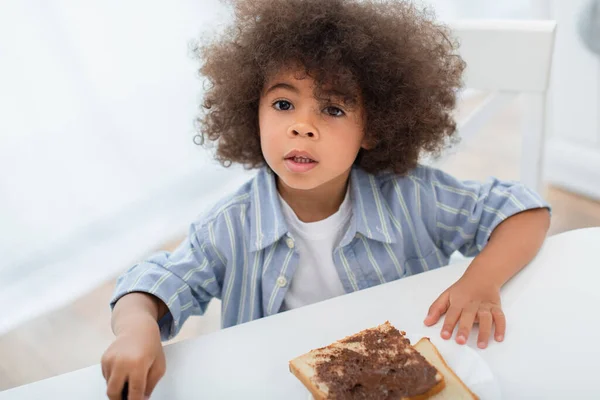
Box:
426;168;551;258
109;222;223;341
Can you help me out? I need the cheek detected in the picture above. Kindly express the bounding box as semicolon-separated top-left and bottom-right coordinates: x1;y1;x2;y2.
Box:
329;123;365;154
258;114;282;161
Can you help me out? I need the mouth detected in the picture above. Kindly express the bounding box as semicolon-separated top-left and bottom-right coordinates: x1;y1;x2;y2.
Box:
283;150;318;173
284;150;318;163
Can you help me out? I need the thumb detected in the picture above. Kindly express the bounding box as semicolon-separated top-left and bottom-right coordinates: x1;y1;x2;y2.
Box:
424;291;450;326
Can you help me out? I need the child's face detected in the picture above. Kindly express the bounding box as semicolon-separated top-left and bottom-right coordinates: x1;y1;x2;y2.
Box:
258;69;369;191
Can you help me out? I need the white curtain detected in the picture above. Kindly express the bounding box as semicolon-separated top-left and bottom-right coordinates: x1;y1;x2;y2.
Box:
0;0;256;334
0;0;539;335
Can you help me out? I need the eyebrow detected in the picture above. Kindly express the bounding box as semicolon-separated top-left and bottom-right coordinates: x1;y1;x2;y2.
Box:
263;82;300;95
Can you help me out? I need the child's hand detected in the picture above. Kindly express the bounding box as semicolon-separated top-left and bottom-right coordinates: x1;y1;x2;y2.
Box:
423;274;506;349
101;315;166;400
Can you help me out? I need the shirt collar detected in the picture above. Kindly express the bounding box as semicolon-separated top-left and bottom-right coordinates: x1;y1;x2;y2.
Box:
249;167;288;252
249;166;397;252
342;166;397;247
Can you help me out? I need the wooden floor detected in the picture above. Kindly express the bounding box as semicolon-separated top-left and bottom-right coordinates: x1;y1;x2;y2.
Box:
2;97;600;392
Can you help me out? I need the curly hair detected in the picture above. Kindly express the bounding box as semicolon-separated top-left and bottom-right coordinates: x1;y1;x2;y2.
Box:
195;0;465;175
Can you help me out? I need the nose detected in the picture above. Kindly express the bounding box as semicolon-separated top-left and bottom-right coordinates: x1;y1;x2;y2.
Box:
287;122;320;140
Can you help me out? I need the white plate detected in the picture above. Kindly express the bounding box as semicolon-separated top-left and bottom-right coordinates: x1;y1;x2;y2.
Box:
307;332;501;400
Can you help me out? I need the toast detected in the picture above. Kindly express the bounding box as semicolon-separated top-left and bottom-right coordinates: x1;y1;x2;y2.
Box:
413;338;479;400
289;322;445;399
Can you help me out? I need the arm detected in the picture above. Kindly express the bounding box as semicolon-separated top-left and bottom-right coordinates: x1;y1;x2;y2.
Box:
102;222;223;400
103;293;167;400
109;222;223;341
425;208;550;349
420;167;551;348
111;292;168;337
461;207;550;288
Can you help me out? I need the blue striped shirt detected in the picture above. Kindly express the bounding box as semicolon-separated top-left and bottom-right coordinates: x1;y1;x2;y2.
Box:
110;165;549;340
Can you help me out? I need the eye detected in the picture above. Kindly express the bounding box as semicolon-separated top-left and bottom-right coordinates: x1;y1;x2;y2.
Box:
324;106;345;117
272;100;293;111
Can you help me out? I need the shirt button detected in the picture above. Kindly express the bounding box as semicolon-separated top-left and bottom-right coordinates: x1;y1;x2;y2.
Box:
276;276;288;287
285;237;295;249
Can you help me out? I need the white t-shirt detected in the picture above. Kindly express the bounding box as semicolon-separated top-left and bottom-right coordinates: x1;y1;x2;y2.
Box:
279;188;352;311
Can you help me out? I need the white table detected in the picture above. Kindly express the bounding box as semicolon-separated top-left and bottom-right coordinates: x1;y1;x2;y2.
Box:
2;227;599;399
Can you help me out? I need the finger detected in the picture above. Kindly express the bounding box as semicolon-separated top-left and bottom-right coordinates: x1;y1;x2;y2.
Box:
145;362;166;397
476;309;493;349
101;362;108;382
492;306;506;341
127;368;148;400
455;304;478;345
101;354;112;381
106;367;127;400
424;291;450;326
441;306;462;340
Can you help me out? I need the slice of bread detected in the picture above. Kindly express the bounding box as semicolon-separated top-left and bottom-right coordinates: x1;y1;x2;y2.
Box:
413;338;479;400
289;322;445;399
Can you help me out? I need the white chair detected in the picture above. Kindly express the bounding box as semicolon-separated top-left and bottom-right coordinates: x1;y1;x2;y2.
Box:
437;20;557;265
435;20;557;194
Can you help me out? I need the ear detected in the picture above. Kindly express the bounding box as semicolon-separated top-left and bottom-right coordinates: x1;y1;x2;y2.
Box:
360;134;375;150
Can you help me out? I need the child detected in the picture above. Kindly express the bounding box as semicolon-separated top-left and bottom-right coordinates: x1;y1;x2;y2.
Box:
101;0;551;399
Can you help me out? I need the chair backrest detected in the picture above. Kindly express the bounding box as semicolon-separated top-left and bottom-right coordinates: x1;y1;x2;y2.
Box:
431;19;557;194
449;20;556;93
